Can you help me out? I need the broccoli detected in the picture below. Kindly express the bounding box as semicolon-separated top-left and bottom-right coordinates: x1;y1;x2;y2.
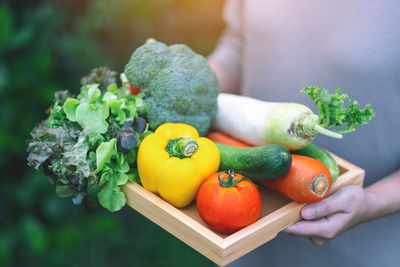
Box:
124;40;220;136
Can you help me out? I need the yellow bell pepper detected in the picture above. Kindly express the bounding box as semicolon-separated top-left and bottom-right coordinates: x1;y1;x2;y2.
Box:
137;123;220;208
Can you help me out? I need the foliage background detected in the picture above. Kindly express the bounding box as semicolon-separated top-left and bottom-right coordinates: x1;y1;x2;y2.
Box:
0;0;225;266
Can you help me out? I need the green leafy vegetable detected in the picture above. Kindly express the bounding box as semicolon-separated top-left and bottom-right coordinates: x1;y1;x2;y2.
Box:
96;138;116;172
63;97;80;121
27;67;150;212
336;100;375;134
103;92;126;123
80;66;118;92
302;86;375;134
88;85;101;104
46;101;69;128
98;177;126;213
127;169;140;183
76;103;109;134
60;133;92;178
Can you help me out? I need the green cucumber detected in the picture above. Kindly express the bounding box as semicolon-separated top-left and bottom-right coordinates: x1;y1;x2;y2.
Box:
215;143;292;180
293;143;339;182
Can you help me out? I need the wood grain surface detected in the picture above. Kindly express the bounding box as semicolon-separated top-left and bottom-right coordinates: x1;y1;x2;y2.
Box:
122;153;365;266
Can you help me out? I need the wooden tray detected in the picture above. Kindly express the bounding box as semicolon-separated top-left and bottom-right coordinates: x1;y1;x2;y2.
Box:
122;154;364;266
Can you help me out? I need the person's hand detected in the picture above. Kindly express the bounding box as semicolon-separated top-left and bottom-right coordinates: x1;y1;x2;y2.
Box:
283;185;370;245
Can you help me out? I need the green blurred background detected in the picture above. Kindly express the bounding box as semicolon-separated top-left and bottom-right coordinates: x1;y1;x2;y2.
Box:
0;0;225;266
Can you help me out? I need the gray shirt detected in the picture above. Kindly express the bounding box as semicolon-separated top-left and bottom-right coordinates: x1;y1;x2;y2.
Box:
210;0;400;266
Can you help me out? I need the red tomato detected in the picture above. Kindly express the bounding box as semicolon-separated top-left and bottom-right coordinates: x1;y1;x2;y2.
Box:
127;83;141;95
196;170;262;234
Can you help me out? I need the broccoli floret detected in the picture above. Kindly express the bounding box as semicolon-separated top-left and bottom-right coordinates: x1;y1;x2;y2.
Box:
124;40;220;136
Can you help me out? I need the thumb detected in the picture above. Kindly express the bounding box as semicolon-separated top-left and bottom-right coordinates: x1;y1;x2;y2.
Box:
301;190;348;220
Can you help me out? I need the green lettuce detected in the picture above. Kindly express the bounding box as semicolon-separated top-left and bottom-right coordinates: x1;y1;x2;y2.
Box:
27;67;149;212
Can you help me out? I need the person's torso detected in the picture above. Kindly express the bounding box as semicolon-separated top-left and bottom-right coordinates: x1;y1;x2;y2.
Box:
226;1;400;266
240;0;400;186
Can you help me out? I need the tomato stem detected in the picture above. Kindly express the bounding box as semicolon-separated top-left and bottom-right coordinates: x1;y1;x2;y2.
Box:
218;170;257;188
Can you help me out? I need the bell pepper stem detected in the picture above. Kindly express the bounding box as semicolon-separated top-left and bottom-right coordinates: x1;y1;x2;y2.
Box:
166;138;199;159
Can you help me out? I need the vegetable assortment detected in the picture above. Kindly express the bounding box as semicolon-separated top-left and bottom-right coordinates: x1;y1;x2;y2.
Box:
26;39;375;236
208;132;341;204
26;40;220;212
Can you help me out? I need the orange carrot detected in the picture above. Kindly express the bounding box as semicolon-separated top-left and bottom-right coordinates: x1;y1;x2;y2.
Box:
206;132;251;148
257;154;332;203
